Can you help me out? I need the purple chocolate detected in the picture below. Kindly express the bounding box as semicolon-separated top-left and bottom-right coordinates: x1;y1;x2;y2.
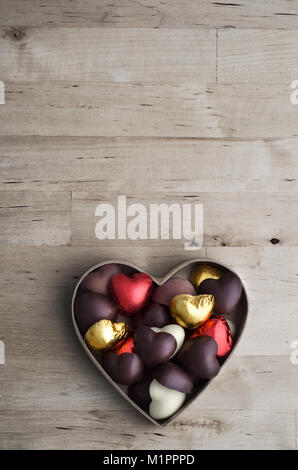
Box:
197;272;243;316
74;291;118;335
153;363;193;394
153;277;195;306
80;263;121;296
128;372;153;409
134;326;176;368
177;336;220;380
133;301;172;329
101;352;144;386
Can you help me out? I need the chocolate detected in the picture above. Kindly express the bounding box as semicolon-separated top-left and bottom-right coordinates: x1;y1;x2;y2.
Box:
197;272;243;316
153;278;195;306
176;336;220;380
101;352;144;386
80;263;121;296
74;291;118;335
153;363;193;394
149;380;186;420
84;319;127;352
151;324;185;357
133;301;172;328
190;314;233;358
113;332;135;355
170;293;214;329
190;263;223;289
134;326;176;368
110;272;153;316
128;372;153;409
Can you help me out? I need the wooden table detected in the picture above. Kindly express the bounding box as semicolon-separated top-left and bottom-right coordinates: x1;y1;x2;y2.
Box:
0;1;298;450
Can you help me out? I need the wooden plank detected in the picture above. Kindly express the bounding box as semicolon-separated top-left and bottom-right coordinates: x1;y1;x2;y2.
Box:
0;246;297;357
1;82;297;138
0;27;216;82
0;409;294;450
0;355;297;412
218;29;298;83
2;1;298;29
71;192;298;247
1;136;298;192
0;191;70;245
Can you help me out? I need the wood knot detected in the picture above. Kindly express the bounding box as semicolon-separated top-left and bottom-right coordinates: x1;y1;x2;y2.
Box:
4;28;27;42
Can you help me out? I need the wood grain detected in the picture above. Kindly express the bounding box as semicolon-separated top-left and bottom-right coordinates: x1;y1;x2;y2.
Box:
2;1;298;29
1;0;298;451
0;246;297;357
0;409;295;450
0;27;216;82
218;29;298;83
2;82;298;138
70;191;298;247
1;136;298;192
0;191;70;245
1;355;297;412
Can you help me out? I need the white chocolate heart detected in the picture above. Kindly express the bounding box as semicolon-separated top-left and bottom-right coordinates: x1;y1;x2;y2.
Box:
151;324;185;358
149;379;186;420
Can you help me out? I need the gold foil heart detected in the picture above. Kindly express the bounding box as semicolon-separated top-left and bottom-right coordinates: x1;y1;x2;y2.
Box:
84;319;128;352
190;264;223;289
170;294;215;329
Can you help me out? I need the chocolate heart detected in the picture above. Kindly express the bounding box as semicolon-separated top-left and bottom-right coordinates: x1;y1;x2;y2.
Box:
197;272;243;315
134;326;176;367
72;259;248;426
101;352;144;386
151;324;185;357
128;372;153;409
176;336;220;380
170;293;215;329
128;364;192;419
74;291;118;335
153;277;195;306
110;272;153;316
80;263;121;296
133;301;171;328
153;363;193;394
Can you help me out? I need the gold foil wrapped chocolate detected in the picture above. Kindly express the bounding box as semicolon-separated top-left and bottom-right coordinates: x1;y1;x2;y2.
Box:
190;264;223;289
170;294;215;329
84;319;128;352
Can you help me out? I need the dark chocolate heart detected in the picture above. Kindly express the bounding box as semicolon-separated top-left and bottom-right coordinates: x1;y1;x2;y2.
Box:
74;291;117;335
128;372;153;409
80;263;121;296
176;336;220;380
133;301;171;328
197;272;243;316
101;352;144;386
153;277;195;306
134;326;176;368
153;363;193;394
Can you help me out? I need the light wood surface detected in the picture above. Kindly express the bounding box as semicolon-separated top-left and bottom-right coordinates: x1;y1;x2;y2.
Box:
0;0;298;450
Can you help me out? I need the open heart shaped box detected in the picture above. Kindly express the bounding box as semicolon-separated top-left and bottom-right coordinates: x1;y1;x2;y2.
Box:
71;259;248;427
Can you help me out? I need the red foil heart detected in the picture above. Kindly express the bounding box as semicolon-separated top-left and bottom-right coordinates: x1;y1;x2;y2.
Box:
110;272;153;316
190;314;232;358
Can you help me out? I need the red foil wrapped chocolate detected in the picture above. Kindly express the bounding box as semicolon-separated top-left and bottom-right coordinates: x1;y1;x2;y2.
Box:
113;333;135;355
190;314;232;358
110;272;153;316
